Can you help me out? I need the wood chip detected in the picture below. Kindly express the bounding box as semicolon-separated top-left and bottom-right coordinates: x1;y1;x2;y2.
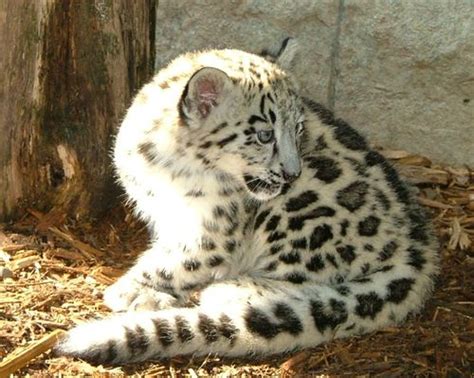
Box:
44;248;87;262
417;197;454;210
10;255;40;271
398;155;432;167
32;320;68;330
0;329;66;376
380;149;413;160
89;271;115;285
280;351;311;372
397;165;450;185
1;244;28;252
30;291;67;310
11;250;38;260
0;266;13;279
0;297;21;304
48;227;104;258
337;348;355;365
94;266;125;278
448;218;472;251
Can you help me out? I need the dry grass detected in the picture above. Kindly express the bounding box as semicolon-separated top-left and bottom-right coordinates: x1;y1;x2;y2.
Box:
0;149;473;377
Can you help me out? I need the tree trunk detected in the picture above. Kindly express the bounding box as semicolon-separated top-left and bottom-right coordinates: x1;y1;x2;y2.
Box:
0;0;156;222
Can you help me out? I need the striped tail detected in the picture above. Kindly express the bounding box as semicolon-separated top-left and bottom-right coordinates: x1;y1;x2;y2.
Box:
55;252;437;366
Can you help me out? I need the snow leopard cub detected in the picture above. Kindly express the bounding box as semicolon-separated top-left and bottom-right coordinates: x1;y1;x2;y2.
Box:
56;39;439;365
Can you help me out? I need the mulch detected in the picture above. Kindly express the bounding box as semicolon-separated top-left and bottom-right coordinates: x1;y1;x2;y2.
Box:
0;149;472;377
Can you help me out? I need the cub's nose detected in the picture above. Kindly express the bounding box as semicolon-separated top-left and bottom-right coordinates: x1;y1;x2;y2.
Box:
282;170;300;183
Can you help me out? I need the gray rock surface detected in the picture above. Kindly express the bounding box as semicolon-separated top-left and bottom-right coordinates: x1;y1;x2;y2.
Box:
155;0;473;166
155;0;338;103
336;0;474;166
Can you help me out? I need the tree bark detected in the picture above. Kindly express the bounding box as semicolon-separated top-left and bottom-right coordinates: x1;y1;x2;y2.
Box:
0;0;156;221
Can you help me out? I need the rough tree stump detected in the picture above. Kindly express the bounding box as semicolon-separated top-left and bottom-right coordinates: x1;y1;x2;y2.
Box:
0;0;156;221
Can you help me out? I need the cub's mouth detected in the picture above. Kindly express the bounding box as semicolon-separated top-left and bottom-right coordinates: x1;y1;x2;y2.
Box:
243;174;282;201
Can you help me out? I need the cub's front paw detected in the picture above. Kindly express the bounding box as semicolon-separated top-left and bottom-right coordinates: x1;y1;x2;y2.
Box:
129;291;178;311
104;280;177;312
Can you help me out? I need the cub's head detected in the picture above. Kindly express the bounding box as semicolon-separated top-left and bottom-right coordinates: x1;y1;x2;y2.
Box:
179;39;306;201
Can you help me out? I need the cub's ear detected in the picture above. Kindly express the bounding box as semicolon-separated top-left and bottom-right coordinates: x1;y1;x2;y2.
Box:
275;37;299;70
179;67;233;122
260;37;299;70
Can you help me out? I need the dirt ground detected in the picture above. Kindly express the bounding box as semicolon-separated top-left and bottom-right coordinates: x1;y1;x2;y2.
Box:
1;149;472;377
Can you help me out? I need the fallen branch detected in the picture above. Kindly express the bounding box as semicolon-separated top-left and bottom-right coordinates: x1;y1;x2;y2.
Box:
27;208;104;258
0;329;66;376
48;227;104;258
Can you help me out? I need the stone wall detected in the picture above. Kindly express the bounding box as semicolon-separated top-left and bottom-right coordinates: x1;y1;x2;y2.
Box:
155;0;473;166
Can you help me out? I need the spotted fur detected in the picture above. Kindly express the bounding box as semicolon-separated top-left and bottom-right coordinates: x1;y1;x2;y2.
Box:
55;39;439;365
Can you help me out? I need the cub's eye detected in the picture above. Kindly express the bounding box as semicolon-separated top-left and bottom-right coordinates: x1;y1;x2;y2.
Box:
257;129;274;144
296;122;305;135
